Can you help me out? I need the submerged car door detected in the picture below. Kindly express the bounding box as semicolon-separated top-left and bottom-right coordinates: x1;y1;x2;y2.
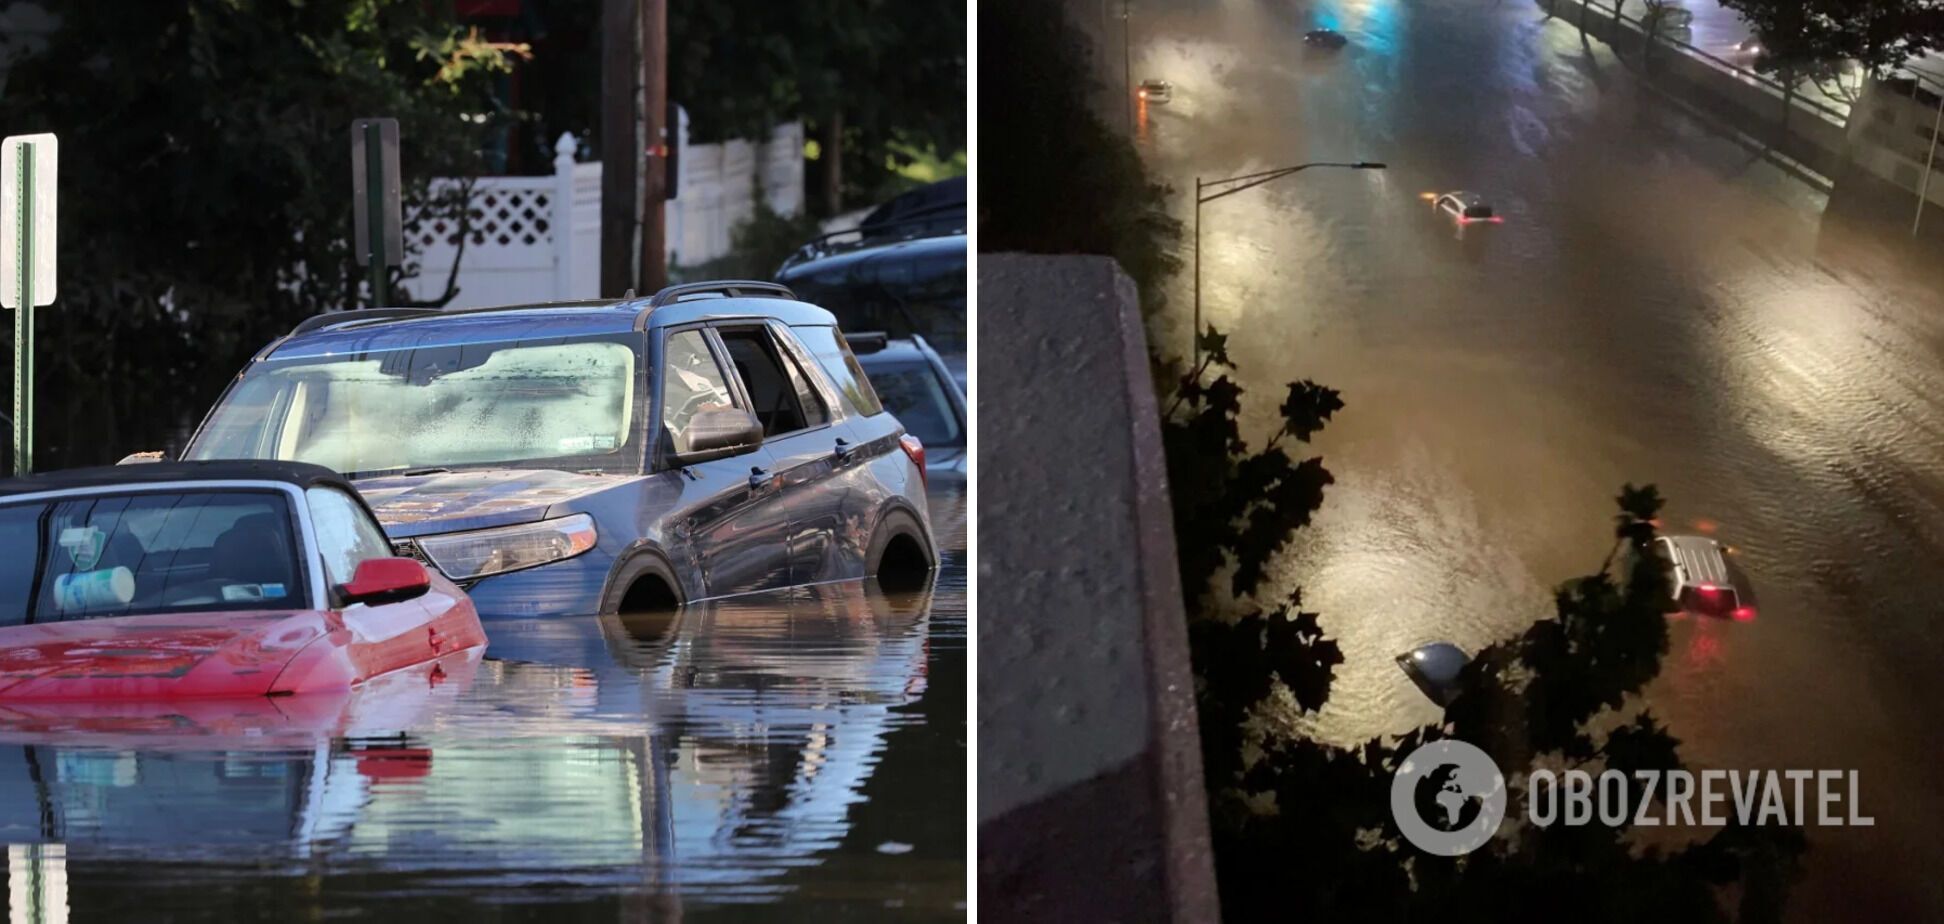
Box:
306;486;478;677
657;327;792;597
714;322;848;585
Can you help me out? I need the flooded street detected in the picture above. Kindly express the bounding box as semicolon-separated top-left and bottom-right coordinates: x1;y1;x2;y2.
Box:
1135;0;1944;917
0;488;966;921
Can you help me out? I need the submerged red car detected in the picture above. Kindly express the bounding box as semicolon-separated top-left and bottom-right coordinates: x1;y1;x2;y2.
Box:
0;461;486;700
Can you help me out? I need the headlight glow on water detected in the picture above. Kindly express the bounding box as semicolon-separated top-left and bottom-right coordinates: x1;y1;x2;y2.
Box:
413;514;598;580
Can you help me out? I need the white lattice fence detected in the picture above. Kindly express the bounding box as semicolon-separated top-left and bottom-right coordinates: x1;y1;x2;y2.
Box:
400;114;804;309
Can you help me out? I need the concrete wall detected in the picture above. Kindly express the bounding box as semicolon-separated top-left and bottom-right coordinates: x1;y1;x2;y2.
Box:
1848;78;1944;209
1547;0;1851;180
977;254;1218;923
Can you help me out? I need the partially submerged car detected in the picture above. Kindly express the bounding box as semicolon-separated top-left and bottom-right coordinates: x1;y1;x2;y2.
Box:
1654;535;1757;620
1426;190;1502;225
0;461;486;700
1305;28;1348;48
850;332;966;482
1138;78;1173;103
176;282;937;617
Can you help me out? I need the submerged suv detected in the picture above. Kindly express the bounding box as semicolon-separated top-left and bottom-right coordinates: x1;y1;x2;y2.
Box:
178;282;937;617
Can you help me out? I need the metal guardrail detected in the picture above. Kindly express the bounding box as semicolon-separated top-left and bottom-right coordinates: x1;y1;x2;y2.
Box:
1568;0;1852;126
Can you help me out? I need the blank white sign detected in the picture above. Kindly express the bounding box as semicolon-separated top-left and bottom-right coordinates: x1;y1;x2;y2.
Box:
1;133;57;308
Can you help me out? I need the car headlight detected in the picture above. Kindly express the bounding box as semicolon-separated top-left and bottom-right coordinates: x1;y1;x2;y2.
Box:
413;514;598;580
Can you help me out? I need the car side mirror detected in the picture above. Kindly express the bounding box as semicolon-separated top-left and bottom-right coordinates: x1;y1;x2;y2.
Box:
669;409;764;466
340;557;432;607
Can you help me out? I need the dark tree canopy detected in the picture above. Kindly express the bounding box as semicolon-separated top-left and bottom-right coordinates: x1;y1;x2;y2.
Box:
668;0;965;211
0;0;517;468
977;0;1180;316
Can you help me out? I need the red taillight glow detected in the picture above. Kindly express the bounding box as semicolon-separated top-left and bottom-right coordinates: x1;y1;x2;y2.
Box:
1732;607;1757;621
899;434;927;490
1138;89;1148;98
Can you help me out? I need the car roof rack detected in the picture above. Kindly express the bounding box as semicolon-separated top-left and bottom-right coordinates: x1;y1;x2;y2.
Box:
288;298;636;337
647;280;797;307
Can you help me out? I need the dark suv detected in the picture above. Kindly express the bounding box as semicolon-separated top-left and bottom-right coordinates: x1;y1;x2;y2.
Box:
178;282;936;617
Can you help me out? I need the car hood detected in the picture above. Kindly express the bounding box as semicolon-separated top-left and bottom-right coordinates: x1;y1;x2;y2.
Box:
0;611;338;701
356;469;642;538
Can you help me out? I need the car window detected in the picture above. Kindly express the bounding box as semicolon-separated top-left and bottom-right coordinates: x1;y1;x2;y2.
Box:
0;491;306;625
1465;204;1494;218
660;329;741;454
718;327;818;438
306;486;394;588
794;325;886;417
770;325;831;429
188;334;641;478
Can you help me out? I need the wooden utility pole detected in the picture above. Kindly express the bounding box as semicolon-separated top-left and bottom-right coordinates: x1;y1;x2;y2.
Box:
639;0;668;293
599;0;638;297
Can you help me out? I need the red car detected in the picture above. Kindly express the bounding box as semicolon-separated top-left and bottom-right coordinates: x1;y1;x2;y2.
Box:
0;461;486;700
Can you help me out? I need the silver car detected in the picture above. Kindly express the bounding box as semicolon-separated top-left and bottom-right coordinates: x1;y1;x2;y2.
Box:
176;282;938;617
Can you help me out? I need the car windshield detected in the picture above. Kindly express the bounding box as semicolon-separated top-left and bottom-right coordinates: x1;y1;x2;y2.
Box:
860;358;962;447
0;490;307;626
186;334;641;478
786;246;967;356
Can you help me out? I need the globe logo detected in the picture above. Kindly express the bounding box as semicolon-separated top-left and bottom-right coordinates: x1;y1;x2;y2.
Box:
1390;739;1507;856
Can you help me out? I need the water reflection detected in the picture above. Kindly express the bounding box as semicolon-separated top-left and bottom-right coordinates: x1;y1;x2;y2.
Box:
0;488;964;919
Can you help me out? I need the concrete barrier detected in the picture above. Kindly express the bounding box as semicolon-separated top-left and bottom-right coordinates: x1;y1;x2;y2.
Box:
1546;0;1852;181
976;254;1219;923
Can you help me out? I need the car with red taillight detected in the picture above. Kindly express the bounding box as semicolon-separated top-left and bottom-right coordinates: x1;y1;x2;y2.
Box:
0;461;487;701
1654;534;1758;620
850;332;966;484
1428;191;1503;225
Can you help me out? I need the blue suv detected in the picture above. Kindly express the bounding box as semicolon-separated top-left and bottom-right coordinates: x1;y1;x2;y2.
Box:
178;282;937;617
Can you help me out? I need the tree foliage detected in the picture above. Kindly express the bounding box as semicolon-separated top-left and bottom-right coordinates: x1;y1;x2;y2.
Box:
0;0;518;468
1720;0;1944;101
668;0;965;213
1167;334;1805;921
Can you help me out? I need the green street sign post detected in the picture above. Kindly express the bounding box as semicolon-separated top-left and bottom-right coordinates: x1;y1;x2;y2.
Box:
350;118;402;309
2;133;56;475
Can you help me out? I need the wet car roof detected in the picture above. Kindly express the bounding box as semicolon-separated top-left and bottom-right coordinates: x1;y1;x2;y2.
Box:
0;460;357;498
775;234;966;283
271;297;838;360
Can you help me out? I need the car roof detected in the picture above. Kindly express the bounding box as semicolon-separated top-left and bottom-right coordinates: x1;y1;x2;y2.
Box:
268;285;838;360
0;460;357;499
776;233;966;281
1661;535;1729;586
1141;78;1171;87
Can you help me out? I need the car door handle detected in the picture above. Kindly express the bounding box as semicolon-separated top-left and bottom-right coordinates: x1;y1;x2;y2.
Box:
749;466;774;490
833;438;859;461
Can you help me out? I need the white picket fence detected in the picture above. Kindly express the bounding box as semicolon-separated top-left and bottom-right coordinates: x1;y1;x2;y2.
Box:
399;112;804;308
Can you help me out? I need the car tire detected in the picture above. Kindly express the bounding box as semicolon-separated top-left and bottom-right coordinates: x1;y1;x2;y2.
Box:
866;508;936;590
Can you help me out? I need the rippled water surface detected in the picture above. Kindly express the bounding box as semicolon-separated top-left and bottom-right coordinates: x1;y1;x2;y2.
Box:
1;488;966;921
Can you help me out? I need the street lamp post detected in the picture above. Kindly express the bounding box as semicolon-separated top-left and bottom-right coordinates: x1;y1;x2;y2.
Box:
1192;161;1386;362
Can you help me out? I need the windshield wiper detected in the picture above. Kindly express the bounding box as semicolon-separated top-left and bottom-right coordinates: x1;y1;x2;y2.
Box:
402;467;452;477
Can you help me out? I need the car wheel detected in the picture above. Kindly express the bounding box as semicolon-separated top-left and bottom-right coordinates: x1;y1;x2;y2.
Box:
867;508;935;591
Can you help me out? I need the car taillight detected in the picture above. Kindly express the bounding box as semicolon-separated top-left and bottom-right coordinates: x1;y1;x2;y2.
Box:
899;434;927;489
1138;88;1148;98
1732;607;1757;621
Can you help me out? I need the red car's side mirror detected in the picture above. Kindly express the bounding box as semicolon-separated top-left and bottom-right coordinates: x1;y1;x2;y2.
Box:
340;557;432;607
